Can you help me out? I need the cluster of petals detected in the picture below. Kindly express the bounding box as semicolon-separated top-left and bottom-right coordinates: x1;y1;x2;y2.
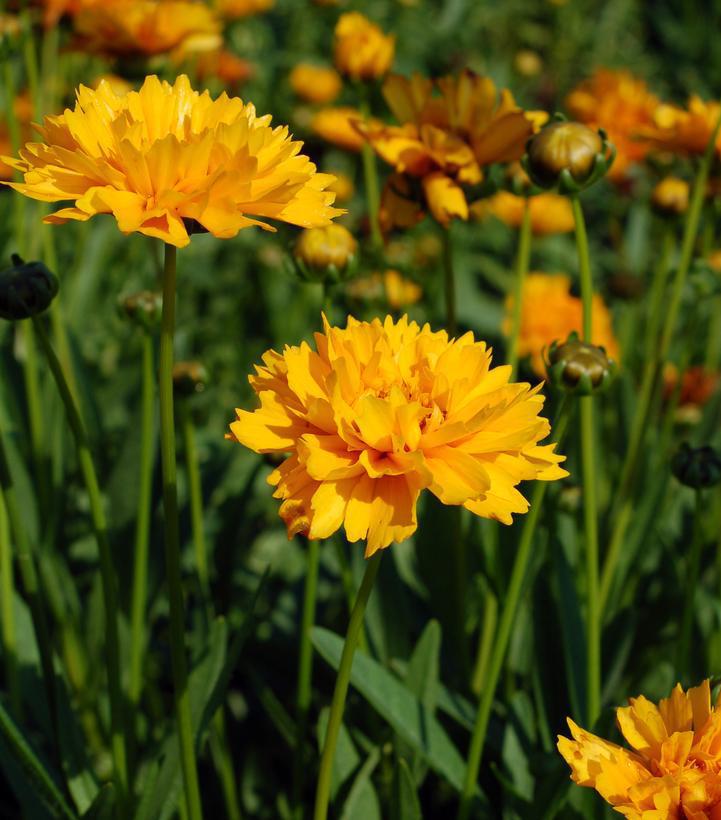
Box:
558;680;721;819
333;12;395;82
565;69;659;181
228;314;567;555
639;96;721;159
504;273;618;376
362;71;542;226
473;190;574;236
4;74;342;248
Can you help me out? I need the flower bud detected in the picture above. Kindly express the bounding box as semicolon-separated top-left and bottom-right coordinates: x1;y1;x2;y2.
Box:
293;224;358;283
651;177;689;217
119;290;162;329
0;255;58;321
172;361;208;397
671;442;721;489
546;333;616;394
524;120;614;193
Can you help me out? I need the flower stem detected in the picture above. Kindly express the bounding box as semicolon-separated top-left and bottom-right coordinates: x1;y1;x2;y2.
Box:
470;586;498;697
0;491;20;717
129;331;156;710
31;314;128;798
442;225;457;336
181;403;209;596
159;243;204;820
293;537;321;817
313;551;382;820
677;490;704;678
359;94;383;251
458;401;569;820
643;227;674;363
507;199;532;379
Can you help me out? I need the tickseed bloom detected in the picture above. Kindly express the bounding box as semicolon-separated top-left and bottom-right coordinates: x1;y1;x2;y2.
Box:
194;50;254;87
559;680;721;818
504;273;618;376
651;176;690;217
228;314;567;554
214;0;273;18
565;69;658;181
640;96;721;158
290;64;342;105
4;75;342;248
363;72;541;226
473;191;574;235
294;224;357;280
72;0;221;58
333;12;395;82
311;106;380;152
346;269;422;309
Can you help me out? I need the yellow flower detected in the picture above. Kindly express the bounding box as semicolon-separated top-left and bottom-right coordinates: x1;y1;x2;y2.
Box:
346;269;422;308
311;106;378;152
290;63;342;106
294;224;357;272
213;0;273;18
473;191;574;235
0;92;33;182
194;50;254;87
641;96;721;158
503;273;618;376
72;0;221;58
558;680;721;819
228;314;567;554
651;176;689;216
565;69;658;181
4;75;342;248
333;12;395;82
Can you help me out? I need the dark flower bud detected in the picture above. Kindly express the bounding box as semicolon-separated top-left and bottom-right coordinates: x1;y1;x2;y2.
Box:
172;361;208;397
671;442;721;489
546;332;616;395
0;254;58;320
119;290;162;329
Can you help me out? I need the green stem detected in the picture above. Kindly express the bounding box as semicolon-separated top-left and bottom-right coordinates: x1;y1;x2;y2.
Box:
705;297;721;371
644;228;674;362
293;537;321;816
570;196;593;340
181;404;209;596
31;315;128;798
21;322;48;507
442;225;457;336
470;587;498;697
159;243;204;820
457;402;569;820
598;500;632;612
129;332;156;709
507;199;532;379
359;96;383;251
313;551;382;820
677;490;704;678
0;491;20;716
209;711;242;820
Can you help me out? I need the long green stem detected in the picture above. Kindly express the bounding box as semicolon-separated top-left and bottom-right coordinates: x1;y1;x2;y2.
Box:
181;404;208;596
507;199;532;379
313;551;382;820
677;490;704;678
470;587;497;697
293;537;321;816
442;226;457;336
129;332;156;709
458;403;569;820
32;315;128;798
359;95;383;251
0;491;20;716
159;243;204;820
644;228;674;363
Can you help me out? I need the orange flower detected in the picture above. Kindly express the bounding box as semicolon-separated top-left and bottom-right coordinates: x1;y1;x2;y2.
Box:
663;365;719;408
504;273;619;376
213;0;273;18
473;190;574;235
195;50;254;87
640;95;721;158
333;12;395;82
559;680;721;819
347;269;422;308
290;64;342;106
228;314;567;554
565;69;658;181
311;106;378;152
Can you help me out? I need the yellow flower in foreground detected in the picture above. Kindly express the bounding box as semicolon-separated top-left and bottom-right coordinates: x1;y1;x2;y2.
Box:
4;75;342;248
558;680;721;819
228;314;567;554
473;191;574;235
641;96;721;158
504;273;618;376
290;63;342;105
333;12;395;82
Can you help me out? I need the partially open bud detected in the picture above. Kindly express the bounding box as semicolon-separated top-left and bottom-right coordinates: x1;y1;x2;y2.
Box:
293;224;358;283
172;361;208;398
524;120;615;193
671;442;721;489
546;332;616;394
119;290;162;330
651;177;689;217
0;255;58;321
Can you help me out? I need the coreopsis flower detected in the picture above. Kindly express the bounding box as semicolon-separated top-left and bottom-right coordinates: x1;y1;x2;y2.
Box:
333;12;395;82
72;0;221;59
290;64;342;105
558;680;721;818
504;273;618;376
641;96;721;158
228;314;567;554
663;365;719;409
214;0;273;18
4;75;342;248
346;269;422;308
194;50;254;87
311;106;380;152
472;191;574;235
651;176;690;217
363;71;540;227
565;69;658;181
294;224;357;281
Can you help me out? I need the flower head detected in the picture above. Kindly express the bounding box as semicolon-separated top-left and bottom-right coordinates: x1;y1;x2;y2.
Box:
4;75;342;248
651;176;690;217
473;190;574;235
333;12;395;82
228;314;567;554
346;269;422;309
294;224;357;281
290;63;342;105
641;96;721;158
565;69;658;181
213;0;273;18
558;680;721;819
194;50;254;88
311;106;377;152
0;92;33;181
503;273;618;376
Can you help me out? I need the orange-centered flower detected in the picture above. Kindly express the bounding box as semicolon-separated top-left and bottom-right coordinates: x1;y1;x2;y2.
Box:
558;680;721;819
333;12;395;82
4;75;342;248
228;314;567;555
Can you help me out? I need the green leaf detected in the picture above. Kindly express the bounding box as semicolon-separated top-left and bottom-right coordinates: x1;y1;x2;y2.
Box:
404;619;441;712
339;747;381;820
316;708;360;801
392;758;421;820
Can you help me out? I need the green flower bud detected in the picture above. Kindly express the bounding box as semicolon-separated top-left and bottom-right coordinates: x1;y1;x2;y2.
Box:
119;290;162;329
0;254;58;321
546;332;616;395
292;224;358;284
172;361;208;398
671;442;721;489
